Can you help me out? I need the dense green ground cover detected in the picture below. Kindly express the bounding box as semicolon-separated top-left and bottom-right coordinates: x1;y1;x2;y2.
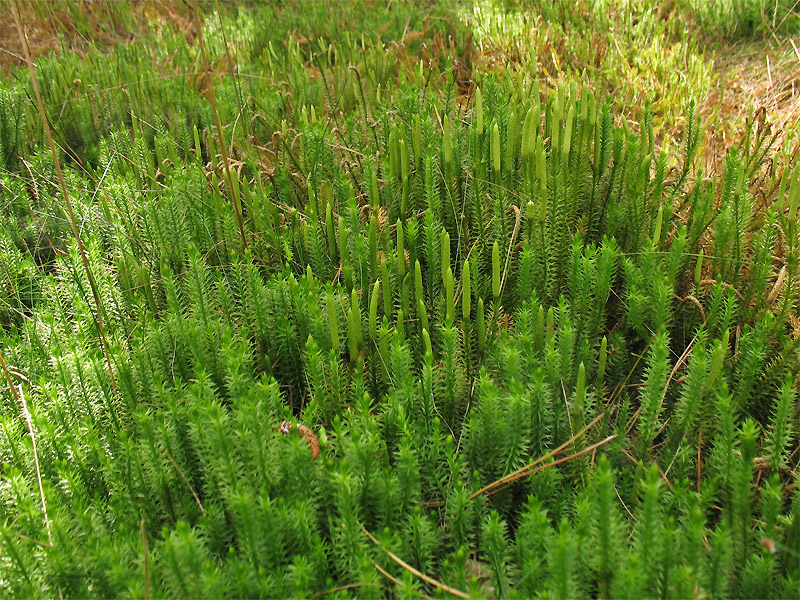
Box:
0;1;798;597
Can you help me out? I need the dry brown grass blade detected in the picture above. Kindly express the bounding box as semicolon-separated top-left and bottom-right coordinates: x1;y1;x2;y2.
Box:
372;560;435;600
311;581;386;597
359;523;469;599
697;428;703;494
213;0;249;140
0;348;22;410
470;412;605;500
140;518;150;600
12;0;118;398
18;383;52;547
164;450;206;516
483;435;617;499
191;0;248;251
620;447;675;490
0;285;52;550
499;203;522;296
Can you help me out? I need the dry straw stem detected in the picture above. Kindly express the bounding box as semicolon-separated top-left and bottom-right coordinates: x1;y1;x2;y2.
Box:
371;560;435;600
140;519;150;600
475;434;618;500
493;435;617;497
499;204;522;296
470;413;607;500
18;384;52;547
311;581;386;598
0;348;22;411
191;0;248;251
12;0;118;396
359;523;469;599
0;352;48;541
164;450;206;516
628;334;697;453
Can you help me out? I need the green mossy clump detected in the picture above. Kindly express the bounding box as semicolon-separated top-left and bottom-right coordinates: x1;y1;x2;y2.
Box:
0;2;798;598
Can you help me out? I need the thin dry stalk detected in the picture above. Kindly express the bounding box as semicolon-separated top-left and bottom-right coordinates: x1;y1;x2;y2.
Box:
12;0;118;396
620;447;675;490
213;0;249;139
16;533;52;548
360;523;469;599
0;309;53;549
165;450;206;516
484;435;617;499
140;518;150;600
0;348;21;410
471;412;605;499
18;384;52;546
622;326;689;441
191;0;248;251
372;560;435;600
697;428;703;493
499;203;522;295
311;582;386;597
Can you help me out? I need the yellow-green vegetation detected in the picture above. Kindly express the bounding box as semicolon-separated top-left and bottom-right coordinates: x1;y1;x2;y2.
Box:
467;0;715;130
0;1;798;598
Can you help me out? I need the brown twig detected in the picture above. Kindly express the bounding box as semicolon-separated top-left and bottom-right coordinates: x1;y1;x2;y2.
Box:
311;581;386;597
484;435;617;499
371;560;435;600
164;450;206;516
697;429;703;494
16;533;52;548
1;310;52;548
0;348;22;411
471;412;605;500
140;518;150;600
620;447;675;490
13;0;118;398
359;523;469;599
499;204;522;296
18;384;52;546
191;0;248;251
